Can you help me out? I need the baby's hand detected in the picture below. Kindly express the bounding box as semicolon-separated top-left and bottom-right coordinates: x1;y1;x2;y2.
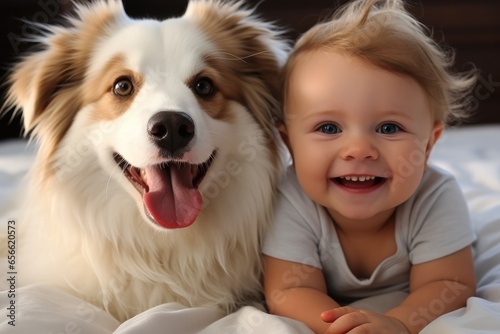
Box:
321;306;409;334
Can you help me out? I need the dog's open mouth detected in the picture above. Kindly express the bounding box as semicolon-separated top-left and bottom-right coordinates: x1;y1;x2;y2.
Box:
113;151;216;229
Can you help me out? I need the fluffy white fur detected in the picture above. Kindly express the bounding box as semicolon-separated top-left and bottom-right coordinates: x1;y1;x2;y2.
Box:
1;0;288;321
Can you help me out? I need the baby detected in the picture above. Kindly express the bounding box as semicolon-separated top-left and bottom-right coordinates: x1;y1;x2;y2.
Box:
263;0;477;333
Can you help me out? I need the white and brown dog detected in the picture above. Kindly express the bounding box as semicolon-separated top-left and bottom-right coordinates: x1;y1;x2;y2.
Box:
1;0;288;321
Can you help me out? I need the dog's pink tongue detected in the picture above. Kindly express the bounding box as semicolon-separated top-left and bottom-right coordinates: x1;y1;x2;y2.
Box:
143;165;202;229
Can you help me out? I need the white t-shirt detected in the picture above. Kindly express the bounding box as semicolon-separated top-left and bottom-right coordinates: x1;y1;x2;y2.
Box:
262;165;475;305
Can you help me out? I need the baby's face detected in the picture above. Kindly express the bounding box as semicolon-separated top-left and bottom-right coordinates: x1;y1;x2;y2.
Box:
283;50;442;224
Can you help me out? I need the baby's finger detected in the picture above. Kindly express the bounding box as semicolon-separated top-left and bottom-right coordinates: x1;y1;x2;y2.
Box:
321;306;359;323
323;308;370;334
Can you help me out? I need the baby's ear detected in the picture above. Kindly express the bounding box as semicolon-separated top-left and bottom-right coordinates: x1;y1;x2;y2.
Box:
425;121;444;161
275;121;292;152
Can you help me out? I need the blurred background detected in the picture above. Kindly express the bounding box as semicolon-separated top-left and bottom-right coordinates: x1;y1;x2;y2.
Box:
1;0;499;141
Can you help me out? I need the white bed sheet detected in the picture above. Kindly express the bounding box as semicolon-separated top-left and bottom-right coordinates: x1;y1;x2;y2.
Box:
1;125;499;333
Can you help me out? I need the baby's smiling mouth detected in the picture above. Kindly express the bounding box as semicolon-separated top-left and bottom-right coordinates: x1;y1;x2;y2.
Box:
333;175;386;188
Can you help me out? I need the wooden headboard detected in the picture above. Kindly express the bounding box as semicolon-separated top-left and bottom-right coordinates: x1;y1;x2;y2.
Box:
1;0;498;140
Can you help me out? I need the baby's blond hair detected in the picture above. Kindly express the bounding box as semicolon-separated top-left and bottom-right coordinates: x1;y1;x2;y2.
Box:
281;0;477;124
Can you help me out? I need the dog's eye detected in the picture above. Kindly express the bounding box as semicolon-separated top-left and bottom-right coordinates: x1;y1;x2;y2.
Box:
113;78;133;96
194;78;215;98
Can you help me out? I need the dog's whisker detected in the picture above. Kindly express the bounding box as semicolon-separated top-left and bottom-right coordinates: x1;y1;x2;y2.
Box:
105;166;118;199
204;50;270;64
89;158;101;167
106;157;127;199
203;51;248;63
240;50;269;60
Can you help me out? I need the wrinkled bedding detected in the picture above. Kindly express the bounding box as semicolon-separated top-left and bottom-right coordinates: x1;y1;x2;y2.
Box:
1;125;499;333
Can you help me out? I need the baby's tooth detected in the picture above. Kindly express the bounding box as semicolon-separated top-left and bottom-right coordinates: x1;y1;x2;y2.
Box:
342;175;377;181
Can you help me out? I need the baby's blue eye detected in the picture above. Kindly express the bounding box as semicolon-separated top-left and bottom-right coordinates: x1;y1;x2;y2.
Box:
319;123;340;134
377;123;400;134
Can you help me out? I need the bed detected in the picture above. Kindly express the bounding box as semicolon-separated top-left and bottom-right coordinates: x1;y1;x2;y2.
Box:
1;125;500;333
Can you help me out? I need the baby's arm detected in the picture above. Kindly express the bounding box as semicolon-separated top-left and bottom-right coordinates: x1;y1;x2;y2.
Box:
385;246;476;333
317;246;475;334
264;255;341;334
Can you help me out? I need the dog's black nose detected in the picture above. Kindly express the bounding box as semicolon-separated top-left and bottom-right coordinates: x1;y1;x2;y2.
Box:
147;112;195;156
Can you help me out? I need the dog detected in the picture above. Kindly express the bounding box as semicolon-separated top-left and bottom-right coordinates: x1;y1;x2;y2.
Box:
1;0;288;321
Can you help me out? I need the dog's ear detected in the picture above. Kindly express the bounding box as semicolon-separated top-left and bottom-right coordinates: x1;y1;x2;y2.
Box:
4;1;124;141
185;0;290;140
6;34;84;135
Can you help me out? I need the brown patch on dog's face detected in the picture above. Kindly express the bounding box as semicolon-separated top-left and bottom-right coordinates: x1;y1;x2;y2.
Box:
187;1;283;143
5;1;125;179
85;55;144;122
187;68;238;122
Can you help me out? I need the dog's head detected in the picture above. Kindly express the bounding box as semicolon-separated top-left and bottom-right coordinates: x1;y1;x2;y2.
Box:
5;0;289;230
